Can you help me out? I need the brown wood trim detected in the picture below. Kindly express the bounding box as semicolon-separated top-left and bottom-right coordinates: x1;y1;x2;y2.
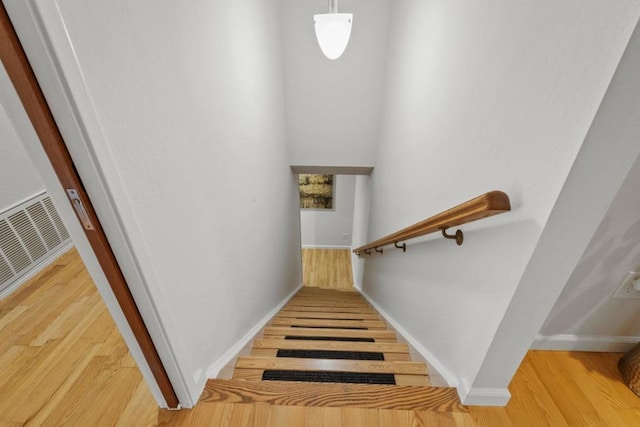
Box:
0;5;180;408
353;190;511;253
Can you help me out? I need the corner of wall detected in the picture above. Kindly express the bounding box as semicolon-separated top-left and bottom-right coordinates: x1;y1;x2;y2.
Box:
360;289;458;388
458;379;511;406
205;282;303;380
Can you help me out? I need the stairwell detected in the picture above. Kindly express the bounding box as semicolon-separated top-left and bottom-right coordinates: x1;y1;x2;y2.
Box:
235;288;430;385
200;252;463;413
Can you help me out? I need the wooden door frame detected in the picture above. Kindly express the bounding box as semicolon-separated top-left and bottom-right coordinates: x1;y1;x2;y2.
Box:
0;3;181;408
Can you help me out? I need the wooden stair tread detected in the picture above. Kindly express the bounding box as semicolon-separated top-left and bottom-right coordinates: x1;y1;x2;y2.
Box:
286;301;371;308
229;287;435;393
250;350;412;362
202;379;463;411
252;339;410;353
294;292;361;297
270;318;387;329
291;297;365;300
249;348;412;361
296;288;359;293
282;305;378;314
263;326;396;339
291;294;367;304
236;356;428;375
232;369;428;385
275;311;381;320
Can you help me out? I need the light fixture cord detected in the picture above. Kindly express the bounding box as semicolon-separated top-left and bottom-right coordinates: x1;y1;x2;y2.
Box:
328;0;338;13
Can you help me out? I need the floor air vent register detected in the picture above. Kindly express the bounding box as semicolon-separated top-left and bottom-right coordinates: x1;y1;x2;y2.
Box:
0;192;71;295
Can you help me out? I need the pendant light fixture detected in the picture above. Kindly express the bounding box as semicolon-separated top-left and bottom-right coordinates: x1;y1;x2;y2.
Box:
314;0;353;60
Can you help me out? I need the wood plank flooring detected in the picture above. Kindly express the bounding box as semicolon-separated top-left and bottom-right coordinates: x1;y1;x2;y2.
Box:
302;249;354;290
2;249;640;425
164;349;640;426
0;248;159;425
201;380;464;411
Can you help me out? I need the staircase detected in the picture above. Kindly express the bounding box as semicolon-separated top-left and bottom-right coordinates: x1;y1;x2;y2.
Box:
202;287;462;412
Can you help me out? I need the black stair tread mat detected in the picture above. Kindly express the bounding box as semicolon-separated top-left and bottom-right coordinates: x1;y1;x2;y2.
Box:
276;349;384;361
285;336;375;343
290;325;368;330
262;370;396;385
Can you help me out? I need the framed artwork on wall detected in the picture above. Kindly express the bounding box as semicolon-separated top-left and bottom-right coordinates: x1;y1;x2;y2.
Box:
299;174;334;209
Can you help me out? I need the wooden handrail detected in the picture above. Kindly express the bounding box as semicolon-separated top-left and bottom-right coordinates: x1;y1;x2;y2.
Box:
353;191;511;254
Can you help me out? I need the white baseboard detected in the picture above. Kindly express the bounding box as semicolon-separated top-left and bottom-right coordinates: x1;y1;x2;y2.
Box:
532;334;640;352
458;380;511;406
301;245;351;249
205;282;303;379
360;290;458;388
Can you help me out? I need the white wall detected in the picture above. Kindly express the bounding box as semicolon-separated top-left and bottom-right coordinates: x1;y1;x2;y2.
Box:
300;175;356;247
537;153;640;347
0;102;43;210
351;175;371;288
473;18;640;398
11;0;301;405
360;0;640;404
281;0;389;167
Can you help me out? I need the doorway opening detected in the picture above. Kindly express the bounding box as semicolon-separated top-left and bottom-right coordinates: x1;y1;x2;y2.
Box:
294;169;372;291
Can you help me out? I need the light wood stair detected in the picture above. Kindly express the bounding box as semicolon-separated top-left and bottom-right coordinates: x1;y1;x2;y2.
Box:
199;287;463;411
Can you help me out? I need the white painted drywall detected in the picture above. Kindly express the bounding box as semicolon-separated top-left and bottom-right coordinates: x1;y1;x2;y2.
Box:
281;0;389;167
360;0;640;404
538;154;640;341
13;0;302;405
472;18;640;396
351;175;371;288
300;175;356;247
0;102;44;210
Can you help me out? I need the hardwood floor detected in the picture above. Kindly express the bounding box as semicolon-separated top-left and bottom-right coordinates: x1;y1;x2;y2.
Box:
0;248;159;425
1;249;639;425
302;249;354;290
168;350;640;426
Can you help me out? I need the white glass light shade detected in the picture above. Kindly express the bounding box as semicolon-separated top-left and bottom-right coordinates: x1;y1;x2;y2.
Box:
313;13;353;60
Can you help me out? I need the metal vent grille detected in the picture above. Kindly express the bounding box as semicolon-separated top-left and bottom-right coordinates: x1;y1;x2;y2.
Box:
8;210;47;261
0;252;13;285
26;202;61;250
43;197;70;241
0;219;31;274
0;192;72;295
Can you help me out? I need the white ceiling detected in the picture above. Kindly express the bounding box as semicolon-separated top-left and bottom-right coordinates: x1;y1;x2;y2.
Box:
281;0;391;167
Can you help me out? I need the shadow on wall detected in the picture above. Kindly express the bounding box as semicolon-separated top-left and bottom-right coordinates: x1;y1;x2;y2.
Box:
541;215;640;337
360;218;541;386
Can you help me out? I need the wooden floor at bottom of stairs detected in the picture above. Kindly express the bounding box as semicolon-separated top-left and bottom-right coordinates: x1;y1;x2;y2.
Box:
201;379;463;411
4;250;640;426
166;351;640;427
